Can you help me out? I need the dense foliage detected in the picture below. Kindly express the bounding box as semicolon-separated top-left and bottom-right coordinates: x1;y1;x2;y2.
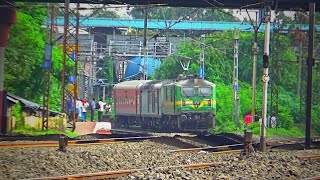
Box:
155;29;320;136
5;6;64;111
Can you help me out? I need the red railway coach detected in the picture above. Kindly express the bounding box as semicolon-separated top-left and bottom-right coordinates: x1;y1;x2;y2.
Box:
113;80;151;126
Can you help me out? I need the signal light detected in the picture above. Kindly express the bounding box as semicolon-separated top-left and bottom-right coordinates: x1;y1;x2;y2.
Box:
263;54;269;68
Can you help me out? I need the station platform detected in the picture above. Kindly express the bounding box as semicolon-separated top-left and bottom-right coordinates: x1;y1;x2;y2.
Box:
74;122;111;135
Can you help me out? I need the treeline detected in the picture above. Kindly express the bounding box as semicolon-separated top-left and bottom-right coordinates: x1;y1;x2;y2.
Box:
5;6;70;111
155;29;320;136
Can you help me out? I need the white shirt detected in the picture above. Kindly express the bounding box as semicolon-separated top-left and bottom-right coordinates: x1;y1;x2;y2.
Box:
82;102;89;112
76;100;83;109
99;101;106;112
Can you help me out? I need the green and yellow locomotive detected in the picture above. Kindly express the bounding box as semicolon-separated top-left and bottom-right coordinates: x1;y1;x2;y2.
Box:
113;75;216;132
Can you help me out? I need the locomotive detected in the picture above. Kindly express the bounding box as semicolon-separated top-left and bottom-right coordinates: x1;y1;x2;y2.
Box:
113;75;216;132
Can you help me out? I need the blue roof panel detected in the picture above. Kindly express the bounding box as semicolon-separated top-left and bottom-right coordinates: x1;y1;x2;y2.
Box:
55;17;320;32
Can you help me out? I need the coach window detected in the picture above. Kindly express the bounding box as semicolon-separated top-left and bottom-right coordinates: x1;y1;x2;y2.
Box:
148;91;151;112
152;92;155;112
130;97;134;104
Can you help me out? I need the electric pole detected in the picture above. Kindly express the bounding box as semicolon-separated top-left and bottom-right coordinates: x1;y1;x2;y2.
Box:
251;12;259;120
199;37;205;79
233;29;240;127
42;4;56;130
143;7;148;80
305;2;315;149
260;5;271;152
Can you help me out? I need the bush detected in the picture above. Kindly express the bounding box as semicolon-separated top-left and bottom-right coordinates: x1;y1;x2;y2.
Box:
277;106;294;129
12;102;23;129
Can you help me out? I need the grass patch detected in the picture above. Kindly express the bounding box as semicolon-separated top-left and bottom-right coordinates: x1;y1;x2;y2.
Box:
214;121;304;138
12;126;79;138
247;122;304;138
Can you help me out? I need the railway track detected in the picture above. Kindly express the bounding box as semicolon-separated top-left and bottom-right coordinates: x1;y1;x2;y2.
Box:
31;163;222;180
0;136;161;149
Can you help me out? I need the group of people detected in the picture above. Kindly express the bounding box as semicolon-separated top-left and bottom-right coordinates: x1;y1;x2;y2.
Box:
67;97;111;122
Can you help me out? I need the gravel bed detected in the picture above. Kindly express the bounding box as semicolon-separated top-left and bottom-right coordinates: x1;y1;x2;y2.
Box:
0;138;319;180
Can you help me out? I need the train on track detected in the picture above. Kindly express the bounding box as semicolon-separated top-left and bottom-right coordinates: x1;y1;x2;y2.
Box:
113;75;216;132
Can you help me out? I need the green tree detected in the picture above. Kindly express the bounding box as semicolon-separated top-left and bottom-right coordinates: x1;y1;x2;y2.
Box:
5;6;65;111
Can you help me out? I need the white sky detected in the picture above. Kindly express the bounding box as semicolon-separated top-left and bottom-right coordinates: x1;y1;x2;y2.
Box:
69;3;297;22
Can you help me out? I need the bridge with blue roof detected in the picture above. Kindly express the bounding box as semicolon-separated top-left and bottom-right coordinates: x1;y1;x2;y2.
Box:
57;17;320;32
55;17;320;81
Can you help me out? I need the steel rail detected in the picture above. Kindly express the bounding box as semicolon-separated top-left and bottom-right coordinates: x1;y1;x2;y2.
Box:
168;143;244;153
298;155;320;161
0;136;161;149
303;176;320;180
31;163;222;180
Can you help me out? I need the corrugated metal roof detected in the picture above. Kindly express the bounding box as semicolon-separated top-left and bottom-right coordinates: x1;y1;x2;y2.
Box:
56;17;320;32
6;93;61;115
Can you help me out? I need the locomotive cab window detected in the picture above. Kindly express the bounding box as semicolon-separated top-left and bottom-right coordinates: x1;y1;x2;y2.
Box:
181;87;195;97
199;87;212;96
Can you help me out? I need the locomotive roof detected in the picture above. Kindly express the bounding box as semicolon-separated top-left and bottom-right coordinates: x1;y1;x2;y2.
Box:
113;80;151;89
141;80;173;90
176;78;215;87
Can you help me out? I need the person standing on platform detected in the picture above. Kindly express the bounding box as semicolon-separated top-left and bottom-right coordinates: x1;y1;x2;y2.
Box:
98;98;106;122
81;98;89;121
90;98;96;121
67;96;74;122
76;98;82;122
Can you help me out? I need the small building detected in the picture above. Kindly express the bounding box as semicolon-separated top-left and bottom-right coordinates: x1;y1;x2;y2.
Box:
4;92;66;134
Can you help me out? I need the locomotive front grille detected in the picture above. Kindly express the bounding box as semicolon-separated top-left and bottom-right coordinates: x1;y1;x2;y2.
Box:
179;112;214;130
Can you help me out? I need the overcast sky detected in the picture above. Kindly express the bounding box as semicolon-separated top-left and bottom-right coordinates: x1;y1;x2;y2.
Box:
69;3;296;22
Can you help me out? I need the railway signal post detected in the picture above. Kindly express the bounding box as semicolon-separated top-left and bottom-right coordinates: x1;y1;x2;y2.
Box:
260;5;271;152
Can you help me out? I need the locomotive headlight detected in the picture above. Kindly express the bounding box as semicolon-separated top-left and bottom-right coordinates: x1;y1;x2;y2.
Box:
182;100;186;106
181;114;187;121
208;100;211;106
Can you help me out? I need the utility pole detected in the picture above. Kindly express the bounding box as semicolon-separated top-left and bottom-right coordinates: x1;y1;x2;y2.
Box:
42;4;55;130
297;14;303;98
233;29;240;128
199;37;205;79
260;5;271;152
143;7;148;80
61;0;69;113
251;12;259;120
305;2;315;149
73;1;80;124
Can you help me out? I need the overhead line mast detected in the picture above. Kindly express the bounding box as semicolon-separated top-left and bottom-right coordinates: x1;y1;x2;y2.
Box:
305;2;315;149
42;4;56;130
260;3;271;153
233;29;240;128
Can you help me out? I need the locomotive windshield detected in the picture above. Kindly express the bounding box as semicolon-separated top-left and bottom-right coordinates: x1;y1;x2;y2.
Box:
181;87;195;97
199;87;212;96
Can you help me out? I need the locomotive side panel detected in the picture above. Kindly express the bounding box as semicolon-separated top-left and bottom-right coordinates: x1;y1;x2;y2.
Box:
162;84;175;115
